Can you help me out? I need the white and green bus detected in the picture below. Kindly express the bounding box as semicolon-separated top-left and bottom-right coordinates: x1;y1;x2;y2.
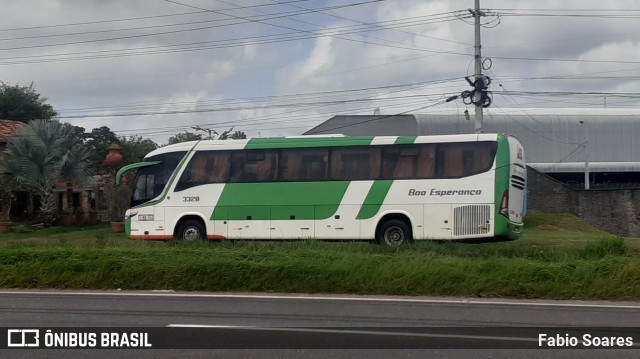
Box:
117;134;526;245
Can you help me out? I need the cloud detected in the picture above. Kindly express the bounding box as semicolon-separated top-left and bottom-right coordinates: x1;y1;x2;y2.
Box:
1;0;638;144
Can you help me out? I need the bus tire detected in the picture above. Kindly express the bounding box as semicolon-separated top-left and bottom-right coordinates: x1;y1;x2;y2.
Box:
376;219;412;246
176;219;206;241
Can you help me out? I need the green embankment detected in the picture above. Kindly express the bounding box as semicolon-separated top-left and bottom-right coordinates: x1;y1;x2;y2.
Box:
0;212;639;300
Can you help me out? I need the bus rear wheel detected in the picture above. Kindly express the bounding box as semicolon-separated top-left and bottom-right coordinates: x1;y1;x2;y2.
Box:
376;219;412;246
176;219;206;241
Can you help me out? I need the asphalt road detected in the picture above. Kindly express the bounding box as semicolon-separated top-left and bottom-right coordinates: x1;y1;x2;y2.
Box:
1;290;639;358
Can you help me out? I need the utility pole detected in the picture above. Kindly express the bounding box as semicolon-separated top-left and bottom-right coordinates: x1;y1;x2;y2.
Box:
471;0;484;134
460;1;492;129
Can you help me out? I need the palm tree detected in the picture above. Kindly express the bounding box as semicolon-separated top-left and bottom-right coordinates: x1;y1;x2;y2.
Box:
0;119;91;225
230;130;247;139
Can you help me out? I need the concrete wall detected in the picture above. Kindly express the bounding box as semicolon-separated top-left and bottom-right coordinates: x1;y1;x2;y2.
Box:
527;167;640;237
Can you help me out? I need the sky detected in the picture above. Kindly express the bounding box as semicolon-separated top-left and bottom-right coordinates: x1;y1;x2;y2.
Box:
2;0;640;144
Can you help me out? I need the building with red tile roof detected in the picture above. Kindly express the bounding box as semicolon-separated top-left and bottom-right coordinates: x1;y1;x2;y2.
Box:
0;119;23;148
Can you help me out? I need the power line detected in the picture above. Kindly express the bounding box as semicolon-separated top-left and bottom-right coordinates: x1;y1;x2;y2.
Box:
0;11;207;32
494;8;640;19
495;90;640;98
159;0;464;63
308;98;451;134
0;14;465;66
63;78;455;137
114;97;434;138
0;1;385;51
0;0;319;32
487;93;582;145
546;145;586;171
58;77;460;113
491;55;640;65
98;95;439;140
57;94;442;119
207;0;465;64
58;91;455;125
267;0;470;46
0;1;398;43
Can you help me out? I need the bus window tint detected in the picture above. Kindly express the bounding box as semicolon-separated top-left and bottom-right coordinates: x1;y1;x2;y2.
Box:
437;142;497;178
382;145;435;179
132;151;187;206
331;147;380;180
175;151;230;191
279;148;328;181
230;150;277;182
416;145;436;178
133;173;154;201
164;141;497;191
382;147;414;179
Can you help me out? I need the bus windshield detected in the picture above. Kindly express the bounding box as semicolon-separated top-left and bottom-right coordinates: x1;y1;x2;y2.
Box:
131;151;187;207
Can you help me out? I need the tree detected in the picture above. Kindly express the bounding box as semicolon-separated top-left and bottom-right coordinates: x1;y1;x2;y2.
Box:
191;126;247;140
0;82;58;122
0;177;13;223
85;126;119;172
0;120;91;225
118;135;158;166
167;131;203;145
230;130;247;139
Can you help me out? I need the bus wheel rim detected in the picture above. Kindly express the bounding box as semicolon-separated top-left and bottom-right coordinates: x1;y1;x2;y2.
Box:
183;227;201;241
384;226;404;245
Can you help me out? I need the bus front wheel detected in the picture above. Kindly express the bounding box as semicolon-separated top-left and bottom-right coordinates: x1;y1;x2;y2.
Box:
376;219;412;246
176;219;206;241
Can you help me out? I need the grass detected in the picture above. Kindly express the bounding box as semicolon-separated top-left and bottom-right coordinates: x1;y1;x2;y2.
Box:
1;211;639;300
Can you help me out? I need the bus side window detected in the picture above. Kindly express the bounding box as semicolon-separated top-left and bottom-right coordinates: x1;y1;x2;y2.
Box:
463;149;475;175
381;144;435;179
190;154;209;183
469;142;496;174
230;152;249;182
382;147;416;179
416;145;436;178
175;151;229;191
437;144;464;178
278;149;327;181
278;150;299;181
331;147;378;180
305;160;324;180
255;151;277;181
208;152;230;183
436;142;497;178
301;152;328;181
231;150;277;182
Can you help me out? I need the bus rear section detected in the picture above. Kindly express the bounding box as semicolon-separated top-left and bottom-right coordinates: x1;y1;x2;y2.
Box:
496;134;526;239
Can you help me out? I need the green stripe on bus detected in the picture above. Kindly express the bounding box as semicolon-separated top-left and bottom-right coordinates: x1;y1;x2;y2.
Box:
211;182;350;221
394;136;416;145
356;180;393;219
246;137;374;149
493;134;511;236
